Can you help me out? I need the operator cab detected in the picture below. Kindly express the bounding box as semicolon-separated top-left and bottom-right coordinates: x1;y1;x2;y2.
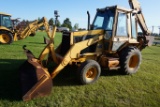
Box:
0;13;13;30
91;5;138;52
92;6;115;38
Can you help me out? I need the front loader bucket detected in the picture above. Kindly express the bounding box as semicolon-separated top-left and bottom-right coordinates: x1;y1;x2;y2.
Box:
19;60;52;101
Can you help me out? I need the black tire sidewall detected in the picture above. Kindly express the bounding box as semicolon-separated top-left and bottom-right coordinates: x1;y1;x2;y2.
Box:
120;47;142;75
7;32;13;44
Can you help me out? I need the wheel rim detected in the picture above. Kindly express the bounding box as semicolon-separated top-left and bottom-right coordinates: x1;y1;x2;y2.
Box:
129;55;139;68
86;67;98;81
0;34;10;43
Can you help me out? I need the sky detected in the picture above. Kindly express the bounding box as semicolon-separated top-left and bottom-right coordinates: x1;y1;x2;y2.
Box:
0;0;160;33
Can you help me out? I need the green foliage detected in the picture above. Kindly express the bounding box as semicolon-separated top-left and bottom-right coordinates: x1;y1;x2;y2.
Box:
154;37;160;40
74;23;79;30
55;19;61;27
48;18;54;26
61;18;72;30
0;33;160;107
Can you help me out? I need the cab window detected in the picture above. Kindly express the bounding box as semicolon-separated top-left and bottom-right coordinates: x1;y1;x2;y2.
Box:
116;12;127;37
131;14;137;39
2;15;12;28
92;9;115;31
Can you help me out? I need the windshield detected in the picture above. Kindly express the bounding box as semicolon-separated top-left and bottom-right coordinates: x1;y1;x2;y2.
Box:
92;9;115;30
1;15;13;28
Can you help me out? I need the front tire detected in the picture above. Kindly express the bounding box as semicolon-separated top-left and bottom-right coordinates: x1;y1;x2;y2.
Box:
77;60;101;85
119;47;142;75
0;31;13;44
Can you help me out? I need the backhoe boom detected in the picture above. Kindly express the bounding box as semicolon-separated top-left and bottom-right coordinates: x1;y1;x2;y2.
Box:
18;17;51;39
129;0;151;35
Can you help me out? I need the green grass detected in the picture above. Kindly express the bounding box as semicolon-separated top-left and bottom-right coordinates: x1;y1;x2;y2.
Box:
0;32;160;107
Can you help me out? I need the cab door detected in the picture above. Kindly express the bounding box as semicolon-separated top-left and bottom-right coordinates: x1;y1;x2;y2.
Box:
112;11;129;51
129;13;138;43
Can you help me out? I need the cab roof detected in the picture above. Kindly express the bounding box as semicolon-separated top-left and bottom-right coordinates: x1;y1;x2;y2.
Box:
97;5;132;13
0;12;11;16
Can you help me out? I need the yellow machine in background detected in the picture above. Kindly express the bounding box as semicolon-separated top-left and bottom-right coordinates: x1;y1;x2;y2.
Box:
19;0;151;101
0;13;49;44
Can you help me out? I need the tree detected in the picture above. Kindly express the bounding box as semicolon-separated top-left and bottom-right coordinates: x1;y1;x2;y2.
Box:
61;18;72;30
16;20;29;30
74;23;79;30
37;17;41;21
49;18;54;26
55;20;61;27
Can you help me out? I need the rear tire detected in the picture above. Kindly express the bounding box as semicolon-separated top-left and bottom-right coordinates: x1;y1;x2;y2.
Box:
0;31;13;44
77;60;101;85
119;47;142;75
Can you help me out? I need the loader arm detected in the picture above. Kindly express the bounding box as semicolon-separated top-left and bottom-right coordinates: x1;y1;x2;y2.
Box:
51;30;104;78
129;0;151;35
20;29;104;101
18;17;51;39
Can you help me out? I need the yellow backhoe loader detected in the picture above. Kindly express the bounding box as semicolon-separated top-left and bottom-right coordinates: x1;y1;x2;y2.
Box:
19;0;151;101
0;13;49;44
